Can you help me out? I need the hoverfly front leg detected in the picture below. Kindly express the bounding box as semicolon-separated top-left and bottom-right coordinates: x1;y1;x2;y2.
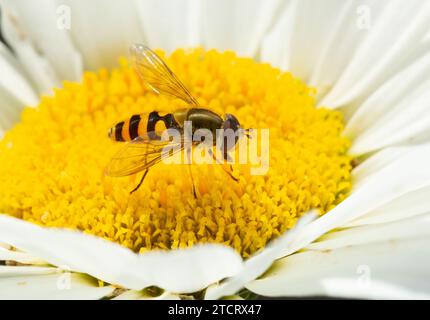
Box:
130;169;149;194
208;148;239;182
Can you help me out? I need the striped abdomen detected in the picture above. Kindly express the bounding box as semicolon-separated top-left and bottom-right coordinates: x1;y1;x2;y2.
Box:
108;114;146;142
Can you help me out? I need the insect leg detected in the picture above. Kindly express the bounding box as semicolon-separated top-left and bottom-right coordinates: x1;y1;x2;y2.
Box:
186;147;197;198
208;148;239;182
130;169;149;194
223;152;237;176
244;128;252;139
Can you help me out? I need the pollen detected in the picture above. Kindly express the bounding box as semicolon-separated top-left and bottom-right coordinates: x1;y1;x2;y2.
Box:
0;49;352;257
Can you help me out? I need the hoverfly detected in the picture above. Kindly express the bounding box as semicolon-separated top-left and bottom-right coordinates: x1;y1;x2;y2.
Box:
106;44;249;196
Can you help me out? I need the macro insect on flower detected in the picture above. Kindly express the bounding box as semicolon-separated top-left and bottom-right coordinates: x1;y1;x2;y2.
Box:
106;44;252;196
1;0;430;301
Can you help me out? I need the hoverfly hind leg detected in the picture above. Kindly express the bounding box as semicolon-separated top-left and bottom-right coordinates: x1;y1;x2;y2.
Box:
186;147;197;199
224;153;240;182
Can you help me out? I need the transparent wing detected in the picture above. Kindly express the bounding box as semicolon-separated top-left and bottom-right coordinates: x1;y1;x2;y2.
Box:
130;44;199;106
106;132;195;177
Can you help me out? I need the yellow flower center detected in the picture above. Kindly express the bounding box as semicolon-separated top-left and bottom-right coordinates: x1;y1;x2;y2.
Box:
0;49;352;257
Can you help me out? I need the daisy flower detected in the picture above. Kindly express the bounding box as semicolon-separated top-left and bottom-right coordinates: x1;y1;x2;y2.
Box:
1;0;430;300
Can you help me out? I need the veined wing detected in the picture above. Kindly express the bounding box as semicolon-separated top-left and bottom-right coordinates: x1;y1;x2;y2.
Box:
105;131;195;177
130;44;199;107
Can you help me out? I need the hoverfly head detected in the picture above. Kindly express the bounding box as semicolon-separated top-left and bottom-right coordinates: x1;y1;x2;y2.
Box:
223;114;252;140
223;113;240;132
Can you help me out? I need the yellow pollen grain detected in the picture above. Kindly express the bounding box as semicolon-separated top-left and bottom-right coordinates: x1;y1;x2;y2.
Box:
0;48;352;258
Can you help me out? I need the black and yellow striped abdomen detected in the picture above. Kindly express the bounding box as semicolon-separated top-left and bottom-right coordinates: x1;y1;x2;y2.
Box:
108;108;224;142
108;111;180;142
108;114;146;142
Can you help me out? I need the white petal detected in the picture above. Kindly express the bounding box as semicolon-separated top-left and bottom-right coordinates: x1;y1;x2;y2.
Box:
0;214;243;293
346;187;430;227
63;0;144;70
136;0;202;53
349;93;430;155
1;7;60;93
347;146;430;226
276;143;430;258
205;212;317;300
308;0;375;100
0;86;25;133
1;0;83;82
0;271;115;299
113;290;180;300
425;29;430;44
0;43;38;106
202;0;282;56
0;265;57;277
0;246;47;265
261;0;357;85
132;244;243;293
307;214;430;251
345;50;430;154
0;243;11;249
320;0;430;109
246;238;430;299
352;146;411;189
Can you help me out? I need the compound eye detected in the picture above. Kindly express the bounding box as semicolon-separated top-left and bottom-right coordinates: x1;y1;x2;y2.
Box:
223;114;240;132
223;119;232;131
